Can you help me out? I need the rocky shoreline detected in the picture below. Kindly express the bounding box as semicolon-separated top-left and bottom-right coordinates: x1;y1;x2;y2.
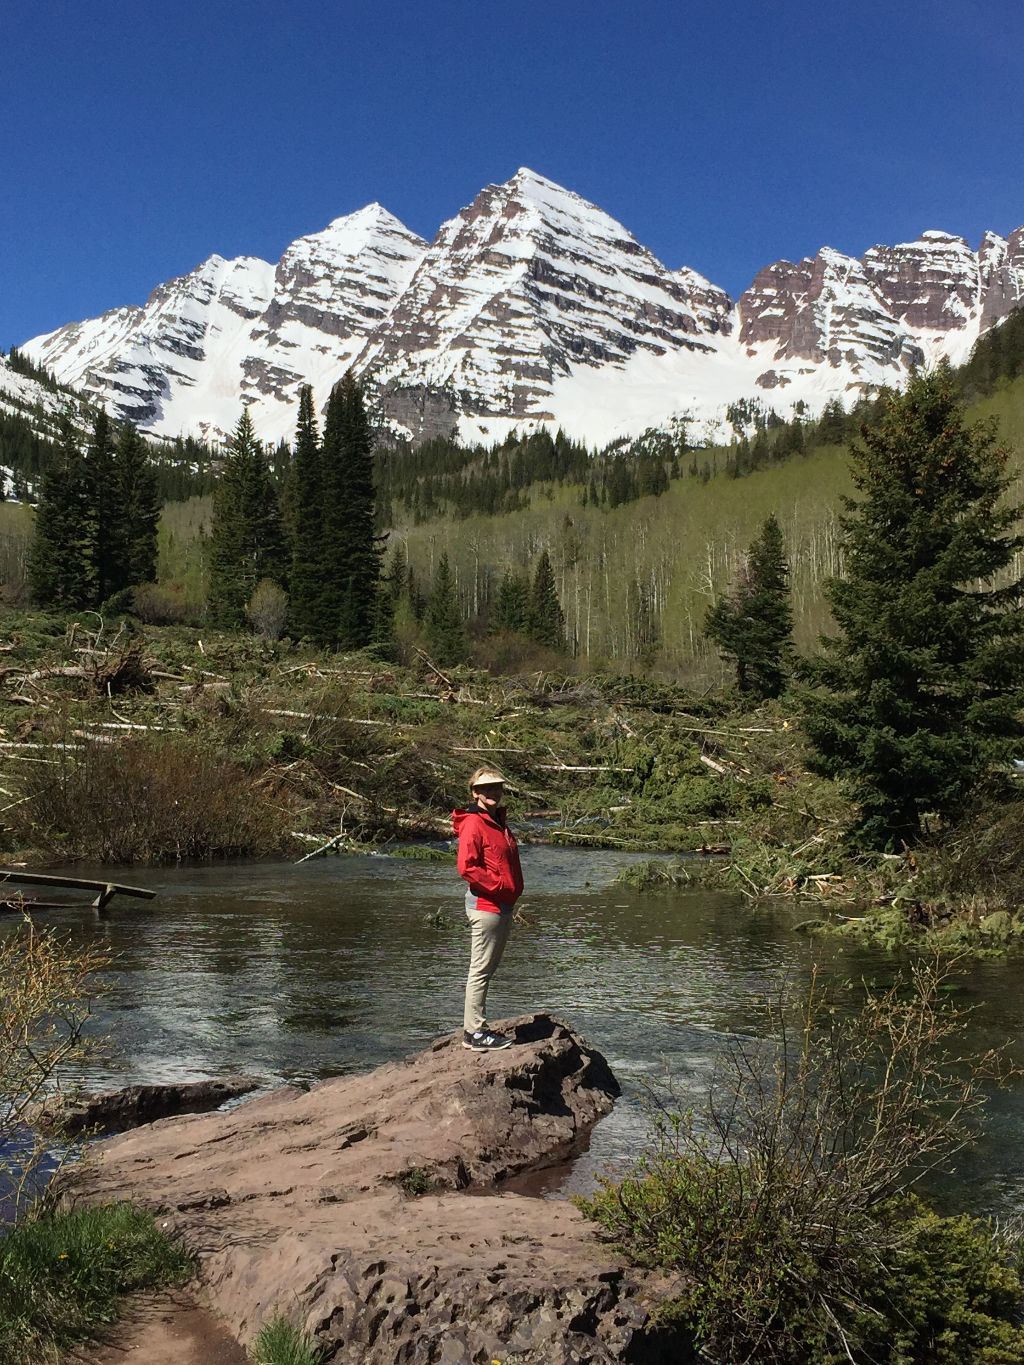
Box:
62;1014;687;1364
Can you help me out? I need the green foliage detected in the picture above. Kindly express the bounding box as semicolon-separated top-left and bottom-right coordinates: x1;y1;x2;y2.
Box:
424;552;467;664
398;1166;435;1196
288;384;322;640
578;965;1024;1364
207;408;288;628
0;1202;192;1365
117;420;160;587
246;578;289;640
26;411;160;611
705;512;793;697
320;372;381;648
960;306;1024;400
250;1315;323;1365
28;418;97;610
803;366;1024;847
527;547;565;650
88;408;125;603
492;567;531;633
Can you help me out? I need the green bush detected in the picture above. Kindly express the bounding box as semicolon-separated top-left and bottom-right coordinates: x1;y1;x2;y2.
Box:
0;1203;192;1364
577;964;1024;1363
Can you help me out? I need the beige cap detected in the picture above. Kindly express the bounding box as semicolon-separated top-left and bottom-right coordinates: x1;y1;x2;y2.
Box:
469;767;507;789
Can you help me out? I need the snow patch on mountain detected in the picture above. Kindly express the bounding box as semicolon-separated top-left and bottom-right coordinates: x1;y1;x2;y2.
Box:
19;169;1024;449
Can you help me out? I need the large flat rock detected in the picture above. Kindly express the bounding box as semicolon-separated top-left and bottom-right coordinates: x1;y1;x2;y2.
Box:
66;1014;686;1363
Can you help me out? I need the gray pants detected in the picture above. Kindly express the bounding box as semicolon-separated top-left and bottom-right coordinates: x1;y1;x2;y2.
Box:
463;890;514;1033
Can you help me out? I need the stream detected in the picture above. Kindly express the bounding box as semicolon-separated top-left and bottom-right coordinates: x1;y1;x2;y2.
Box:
6;845;1024;1211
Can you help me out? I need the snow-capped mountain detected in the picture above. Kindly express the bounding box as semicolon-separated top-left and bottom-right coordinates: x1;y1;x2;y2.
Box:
20;171;1024;448
358;168;732;442
24;209;425;444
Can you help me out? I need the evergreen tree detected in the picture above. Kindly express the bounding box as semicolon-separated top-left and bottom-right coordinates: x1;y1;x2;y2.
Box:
383;541;407;605
802;366;1024;847
29;418;97;609
704;513;793;699
287;385;323;639
116;420;160;588
320;371;380;649
86;409;126;604
528;549;566;651
424;553;467;665
207;408;287;628
493;568;531;633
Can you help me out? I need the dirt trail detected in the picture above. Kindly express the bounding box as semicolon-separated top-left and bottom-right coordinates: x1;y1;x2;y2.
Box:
70;1291;248;1365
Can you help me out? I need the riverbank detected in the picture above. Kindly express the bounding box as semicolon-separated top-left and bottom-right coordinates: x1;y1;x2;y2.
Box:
2;609;1022;951
0;610;820;864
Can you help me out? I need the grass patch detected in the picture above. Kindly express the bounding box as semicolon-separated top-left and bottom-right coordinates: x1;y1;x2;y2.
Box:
250;1313;322;1365
0;1202;192;1365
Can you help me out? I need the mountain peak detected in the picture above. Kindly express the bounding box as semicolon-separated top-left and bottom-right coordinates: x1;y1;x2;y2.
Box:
301;205;425;261
18;172;1024;448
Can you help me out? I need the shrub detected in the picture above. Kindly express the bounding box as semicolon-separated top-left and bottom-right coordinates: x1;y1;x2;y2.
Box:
130;581;192;625
577;963;1024;1364
0;922;108;1217
246;578;289;640
8;734;290;863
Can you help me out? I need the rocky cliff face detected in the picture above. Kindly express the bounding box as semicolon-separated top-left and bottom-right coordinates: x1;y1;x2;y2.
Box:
861;230;981;333
360;168;727;428
979;226;1024;330
736;247;923;392
20;170;1024;448
24;211;424;443
238;205;425;420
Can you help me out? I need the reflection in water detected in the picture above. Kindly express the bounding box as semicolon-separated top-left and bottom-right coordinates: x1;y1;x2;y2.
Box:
7;847;1024;1211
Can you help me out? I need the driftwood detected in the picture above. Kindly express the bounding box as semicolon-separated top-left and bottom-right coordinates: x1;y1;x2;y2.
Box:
452;746;533;754
415;648;454;689
294;832;351;862
536;763;634;773
0;740;84;751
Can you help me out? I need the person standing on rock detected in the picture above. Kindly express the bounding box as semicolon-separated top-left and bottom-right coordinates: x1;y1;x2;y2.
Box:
453;767;524;1051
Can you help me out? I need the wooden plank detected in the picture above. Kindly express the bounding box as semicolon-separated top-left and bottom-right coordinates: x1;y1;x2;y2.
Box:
0;869;155;900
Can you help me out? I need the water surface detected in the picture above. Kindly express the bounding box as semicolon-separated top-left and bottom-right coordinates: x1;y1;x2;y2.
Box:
9;847;1024;1210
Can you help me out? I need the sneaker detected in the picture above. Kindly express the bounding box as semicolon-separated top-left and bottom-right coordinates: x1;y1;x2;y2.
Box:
462;1028;513;1051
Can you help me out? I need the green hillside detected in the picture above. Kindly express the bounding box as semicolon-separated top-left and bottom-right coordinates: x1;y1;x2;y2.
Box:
108;367;1024;680
6;309;1024;680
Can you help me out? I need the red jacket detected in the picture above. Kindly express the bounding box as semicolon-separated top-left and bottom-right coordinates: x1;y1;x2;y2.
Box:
453;805;524;913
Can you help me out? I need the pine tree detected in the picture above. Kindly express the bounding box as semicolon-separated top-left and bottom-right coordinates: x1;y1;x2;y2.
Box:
86;409;126;604
287;385;323;640
29;418;97;609
320;371;380;649
493;568;531;633
528;549;566;651
803;365;1024;848
116;420;160;588
704;513;793;699
425;553;467;665
207;408;287;628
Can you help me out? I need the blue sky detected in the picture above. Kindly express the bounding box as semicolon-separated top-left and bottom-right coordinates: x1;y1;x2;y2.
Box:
3;0;1023;351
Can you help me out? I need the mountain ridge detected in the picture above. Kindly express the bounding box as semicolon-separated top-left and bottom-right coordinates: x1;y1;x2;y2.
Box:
20;169;1024;448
